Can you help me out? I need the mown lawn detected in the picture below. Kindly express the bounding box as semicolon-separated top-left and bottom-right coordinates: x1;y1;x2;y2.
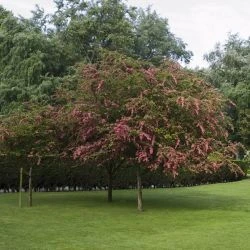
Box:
1;179;250;250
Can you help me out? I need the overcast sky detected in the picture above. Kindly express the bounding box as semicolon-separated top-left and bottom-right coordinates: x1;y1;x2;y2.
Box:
1;0;250;68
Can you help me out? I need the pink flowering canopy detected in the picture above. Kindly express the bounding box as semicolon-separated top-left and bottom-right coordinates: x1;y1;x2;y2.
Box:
68;51;241;176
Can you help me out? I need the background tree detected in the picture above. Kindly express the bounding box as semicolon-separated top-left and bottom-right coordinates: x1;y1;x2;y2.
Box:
0;1;193;115
55;1;192;64
204;34;250;147
133;7;192;64
0;7;72;114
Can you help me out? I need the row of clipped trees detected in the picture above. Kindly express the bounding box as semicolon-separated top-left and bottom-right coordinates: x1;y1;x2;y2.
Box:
0;157;246;193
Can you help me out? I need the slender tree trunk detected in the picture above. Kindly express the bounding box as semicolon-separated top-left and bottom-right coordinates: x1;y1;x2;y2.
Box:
137;166;143;211
108;170;113;202
106;161;124;202
28;167;32;207
19;168;23;208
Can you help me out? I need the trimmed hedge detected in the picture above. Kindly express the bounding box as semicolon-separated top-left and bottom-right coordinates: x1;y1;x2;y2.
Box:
0;156;247;192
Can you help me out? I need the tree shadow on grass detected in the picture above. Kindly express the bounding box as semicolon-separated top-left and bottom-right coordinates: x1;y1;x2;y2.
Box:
31;186;249;212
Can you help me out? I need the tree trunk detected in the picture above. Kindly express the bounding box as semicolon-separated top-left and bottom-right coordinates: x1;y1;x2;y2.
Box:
106;161;124;202
19;168;23;208
108;170;113;202
28;167;32;207
137;166;143;211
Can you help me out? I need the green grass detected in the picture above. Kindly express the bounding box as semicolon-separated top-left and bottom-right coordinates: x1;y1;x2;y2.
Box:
1;179;250;250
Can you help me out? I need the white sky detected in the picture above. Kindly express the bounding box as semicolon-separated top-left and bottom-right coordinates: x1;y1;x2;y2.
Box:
1;0;250;68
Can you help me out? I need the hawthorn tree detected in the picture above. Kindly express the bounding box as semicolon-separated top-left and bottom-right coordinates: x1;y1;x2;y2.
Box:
64;51;241;211
0;105;73;206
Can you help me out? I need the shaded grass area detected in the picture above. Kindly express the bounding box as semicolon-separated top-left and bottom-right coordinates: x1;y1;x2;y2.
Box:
1;179;250;249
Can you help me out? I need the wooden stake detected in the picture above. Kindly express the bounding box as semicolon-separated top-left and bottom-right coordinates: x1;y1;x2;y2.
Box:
28;167;33;207
19;168;23;208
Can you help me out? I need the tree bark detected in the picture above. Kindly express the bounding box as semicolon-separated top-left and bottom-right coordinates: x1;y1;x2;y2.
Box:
19;168;23;208
28;167;32;207
137;166;143;211
106;161;124;202
108;170;113;202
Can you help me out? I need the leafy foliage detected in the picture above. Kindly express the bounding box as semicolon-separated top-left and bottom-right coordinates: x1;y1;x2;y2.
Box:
0;157;245;192
0;1;193;114
0;7;72;114
0;104;73;169
133;7;192;64
64;51;239;176
204;34;250;147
